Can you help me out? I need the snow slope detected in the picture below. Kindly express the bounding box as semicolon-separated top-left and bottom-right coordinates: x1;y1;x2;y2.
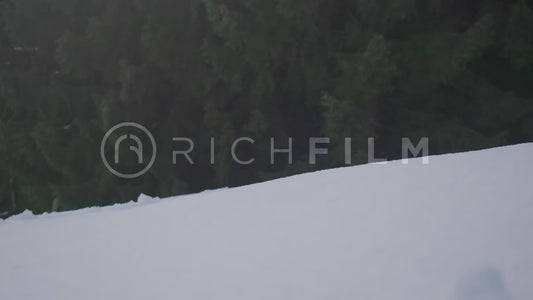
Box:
1;144;533;300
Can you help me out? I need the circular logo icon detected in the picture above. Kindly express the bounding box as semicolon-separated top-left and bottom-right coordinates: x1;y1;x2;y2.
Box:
100;122;157;178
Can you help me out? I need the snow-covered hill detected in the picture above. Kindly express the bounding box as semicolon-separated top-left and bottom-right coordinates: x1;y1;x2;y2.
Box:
1;144;533;300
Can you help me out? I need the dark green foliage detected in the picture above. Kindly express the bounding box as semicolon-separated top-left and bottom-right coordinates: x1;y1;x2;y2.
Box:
1;0;532;217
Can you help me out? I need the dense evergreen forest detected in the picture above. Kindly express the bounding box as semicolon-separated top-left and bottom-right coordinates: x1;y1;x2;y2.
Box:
1;0;532;217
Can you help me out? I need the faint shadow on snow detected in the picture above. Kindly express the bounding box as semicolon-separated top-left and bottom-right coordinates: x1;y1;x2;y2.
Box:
454;267;513;300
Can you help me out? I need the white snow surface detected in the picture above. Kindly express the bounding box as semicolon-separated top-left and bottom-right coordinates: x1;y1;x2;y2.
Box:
1;143;533;300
